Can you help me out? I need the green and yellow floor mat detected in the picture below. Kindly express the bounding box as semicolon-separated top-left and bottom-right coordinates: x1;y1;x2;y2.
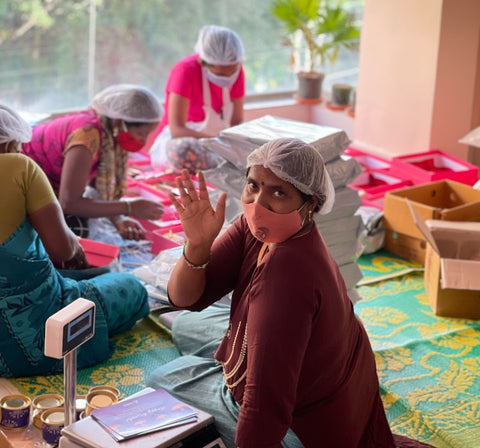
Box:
5;250;480;447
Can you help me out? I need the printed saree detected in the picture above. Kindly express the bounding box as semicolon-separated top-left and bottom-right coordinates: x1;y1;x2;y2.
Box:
0;219;149;377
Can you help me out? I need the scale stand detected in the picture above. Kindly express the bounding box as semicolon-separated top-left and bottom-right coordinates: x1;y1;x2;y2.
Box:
63;351;77;426
45;298;96;427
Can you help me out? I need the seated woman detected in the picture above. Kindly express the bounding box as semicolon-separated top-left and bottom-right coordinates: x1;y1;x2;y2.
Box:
22;84;164;240
147;138;436;448
0;103;149;377
149;25;245;174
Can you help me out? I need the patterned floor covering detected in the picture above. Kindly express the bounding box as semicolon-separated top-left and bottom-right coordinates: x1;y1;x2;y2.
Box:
5;250;480;447
356;250;480;448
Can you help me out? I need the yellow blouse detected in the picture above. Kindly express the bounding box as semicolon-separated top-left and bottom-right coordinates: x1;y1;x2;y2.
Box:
0;153;57;243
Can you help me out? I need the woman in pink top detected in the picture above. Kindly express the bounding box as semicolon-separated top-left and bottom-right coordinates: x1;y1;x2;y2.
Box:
149;25;245;174
22;84;165;240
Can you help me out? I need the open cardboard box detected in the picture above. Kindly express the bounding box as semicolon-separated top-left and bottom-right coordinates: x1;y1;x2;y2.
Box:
409;202;480;319
383;180;480;263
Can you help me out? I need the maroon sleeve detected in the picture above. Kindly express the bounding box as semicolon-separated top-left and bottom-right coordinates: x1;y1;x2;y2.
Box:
173;218;247;311
235;246;319;447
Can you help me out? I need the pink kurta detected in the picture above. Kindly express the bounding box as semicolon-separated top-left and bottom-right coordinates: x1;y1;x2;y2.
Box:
156;54;245;135
182;216;395;448
22;111;102;195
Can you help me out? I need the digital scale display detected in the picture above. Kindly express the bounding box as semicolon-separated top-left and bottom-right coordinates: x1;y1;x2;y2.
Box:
61;307;94;356
45;298;95;359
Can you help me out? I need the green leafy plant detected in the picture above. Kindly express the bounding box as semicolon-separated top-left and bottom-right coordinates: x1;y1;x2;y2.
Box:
270;0;360;73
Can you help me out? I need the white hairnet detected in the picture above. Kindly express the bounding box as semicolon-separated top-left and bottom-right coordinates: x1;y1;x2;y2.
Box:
247;138;335;215
0;103;32;144
90;84;163;123
194;25;244;66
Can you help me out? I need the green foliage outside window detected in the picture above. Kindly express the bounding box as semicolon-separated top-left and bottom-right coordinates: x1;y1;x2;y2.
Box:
0;0;362;113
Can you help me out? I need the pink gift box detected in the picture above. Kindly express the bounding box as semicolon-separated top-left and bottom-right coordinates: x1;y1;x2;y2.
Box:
137;218;184;255
390;150;479;185
344;146;391;171
349;169;412;197
361;192;387;210
148;230;184;255
79;238;120;267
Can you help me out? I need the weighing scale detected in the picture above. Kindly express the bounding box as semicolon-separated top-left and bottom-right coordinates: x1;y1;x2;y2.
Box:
45;298;96;426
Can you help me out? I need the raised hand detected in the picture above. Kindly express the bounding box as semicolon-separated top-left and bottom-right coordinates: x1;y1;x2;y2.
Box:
170;170;226;248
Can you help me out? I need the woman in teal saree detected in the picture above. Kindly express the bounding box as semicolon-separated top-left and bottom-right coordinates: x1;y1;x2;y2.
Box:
0;103;149;377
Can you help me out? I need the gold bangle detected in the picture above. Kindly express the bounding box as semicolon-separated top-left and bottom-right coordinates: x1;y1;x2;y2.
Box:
124;200;132;216
182;243;211;270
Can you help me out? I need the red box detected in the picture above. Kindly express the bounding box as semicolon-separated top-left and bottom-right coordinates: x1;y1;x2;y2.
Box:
390;150;479;185
148;230;184;255
79;238;120;267
349;169;412;197
344;146;391;171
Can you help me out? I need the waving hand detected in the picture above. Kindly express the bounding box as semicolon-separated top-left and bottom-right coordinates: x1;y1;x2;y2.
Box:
170;170;226;249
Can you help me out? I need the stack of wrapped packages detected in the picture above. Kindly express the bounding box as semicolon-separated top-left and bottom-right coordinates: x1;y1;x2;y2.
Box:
201;115;366;304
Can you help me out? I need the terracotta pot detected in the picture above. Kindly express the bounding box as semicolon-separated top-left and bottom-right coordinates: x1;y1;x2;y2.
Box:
296;71;324;101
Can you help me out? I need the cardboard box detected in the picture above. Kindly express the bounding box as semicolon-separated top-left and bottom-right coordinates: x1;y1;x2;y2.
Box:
410;204;480;318
390;150;479;185
384;229;427;264
383;180;480;241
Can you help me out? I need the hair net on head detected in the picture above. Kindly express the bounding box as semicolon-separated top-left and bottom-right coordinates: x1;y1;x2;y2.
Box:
90;84;163;123
195;25;244;66
0;103;32;144
246;137;335;215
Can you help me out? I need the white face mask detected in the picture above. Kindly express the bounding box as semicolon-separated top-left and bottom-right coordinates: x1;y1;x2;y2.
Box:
206;67;240;88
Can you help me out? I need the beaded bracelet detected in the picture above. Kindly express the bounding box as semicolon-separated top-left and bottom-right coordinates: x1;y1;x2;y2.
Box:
182;243;211;270
124;200;132;216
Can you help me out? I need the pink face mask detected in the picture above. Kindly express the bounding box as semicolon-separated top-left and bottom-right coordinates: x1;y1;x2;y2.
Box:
242;201;306;243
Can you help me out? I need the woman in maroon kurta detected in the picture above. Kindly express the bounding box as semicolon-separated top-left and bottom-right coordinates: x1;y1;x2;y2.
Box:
147;138;431;448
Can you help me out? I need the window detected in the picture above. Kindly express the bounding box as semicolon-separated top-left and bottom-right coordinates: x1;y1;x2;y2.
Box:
0;0;362;114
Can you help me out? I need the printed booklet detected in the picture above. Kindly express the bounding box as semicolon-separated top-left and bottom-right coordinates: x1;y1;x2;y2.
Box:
90;388;198;441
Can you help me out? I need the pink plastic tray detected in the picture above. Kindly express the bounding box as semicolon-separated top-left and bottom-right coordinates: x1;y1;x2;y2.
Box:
390;150;479;185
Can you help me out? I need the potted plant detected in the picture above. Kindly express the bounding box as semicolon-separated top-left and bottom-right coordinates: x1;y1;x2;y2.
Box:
269;0;360;102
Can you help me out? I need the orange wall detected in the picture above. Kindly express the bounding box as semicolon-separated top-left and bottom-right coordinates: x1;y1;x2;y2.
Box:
430;0;480;159
353;0;480;161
